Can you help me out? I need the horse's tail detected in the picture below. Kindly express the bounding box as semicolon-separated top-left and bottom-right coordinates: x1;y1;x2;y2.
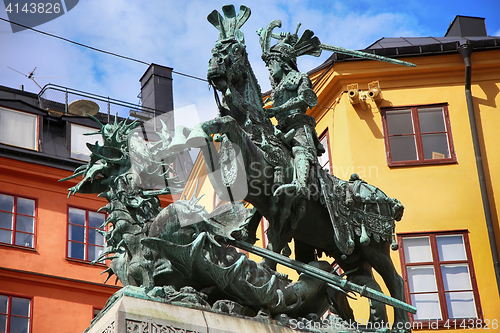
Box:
391;198;405;222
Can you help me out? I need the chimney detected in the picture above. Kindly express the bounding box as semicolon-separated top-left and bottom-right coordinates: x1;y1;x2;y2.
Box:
445;16;487;37
139;64;175;136
138;63;194;183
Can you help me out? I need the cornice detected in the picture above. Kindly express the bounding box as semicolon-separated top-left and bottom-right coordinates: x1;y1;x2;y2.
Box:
0;266;120;294
311;51;500;105
0;156;76;184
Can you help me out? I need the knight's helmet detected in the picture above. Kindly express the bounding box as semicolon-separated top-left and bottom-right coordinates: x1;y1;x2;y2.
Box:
258;21;322;71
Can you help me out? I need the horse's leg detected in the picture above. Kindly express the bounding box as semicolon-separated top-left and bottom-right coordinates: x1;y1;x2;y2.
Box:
361;241;409;330
245;208;262;244
346;260;389;324
202;116;249;153
262;227;292;271
201;115;266;187
202;116;295;270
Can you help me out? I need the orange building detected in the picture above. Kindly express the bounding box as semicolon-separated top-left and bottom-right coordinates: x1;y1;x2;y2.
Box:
0;65;179;333
0;86;118;333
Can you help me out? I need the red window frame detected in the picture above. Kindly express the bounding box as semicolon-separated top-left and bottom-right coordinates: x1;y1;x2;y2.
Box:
0;192;37;249
66;206;106;263
0;293;33;333
397;230;482;326
381;103;456;167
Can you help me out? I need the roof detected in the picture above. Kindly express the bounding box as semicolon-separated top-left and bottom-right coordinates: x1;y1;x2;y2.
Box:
310;35;500;74
366;36;500;50
309;15;500;74
0;85;134;171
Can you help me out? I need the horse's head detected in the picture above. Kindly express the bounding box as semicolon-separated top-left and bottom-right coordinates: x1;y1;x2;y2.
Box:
207;39;248;97
206;5;258;111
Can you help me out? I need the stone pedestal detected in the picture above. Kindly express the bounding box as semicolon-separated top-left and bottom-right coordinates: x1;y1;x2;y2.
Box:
86;295;299;333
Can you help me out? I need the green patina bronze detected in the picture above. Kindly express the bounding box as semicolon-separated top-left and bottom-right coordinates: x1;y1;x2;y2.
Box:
61;115;354;325
63;4;416;332
202;4;412;329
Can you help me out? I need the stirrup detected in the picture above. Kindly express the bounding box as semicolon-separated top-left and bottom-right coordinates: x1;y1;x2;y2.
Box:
272;183;297;196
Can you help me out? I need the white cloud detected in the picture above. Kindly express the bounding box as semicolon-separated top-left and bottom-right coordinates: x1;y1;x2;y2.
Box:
0;0;463;127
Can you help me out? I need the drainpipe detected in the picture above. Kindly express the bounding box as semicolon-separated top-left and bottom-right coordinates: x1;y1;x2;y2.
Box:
458;42;500;296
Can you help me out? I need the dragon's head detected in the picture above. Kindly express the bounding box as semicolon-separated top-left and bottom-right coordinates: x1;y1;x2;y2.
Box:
86;113;138;153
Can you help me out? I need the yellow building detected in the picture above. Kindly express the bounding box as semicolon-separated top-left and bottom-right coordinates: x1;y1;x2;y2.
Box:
185;15;500;331
307;15;500;330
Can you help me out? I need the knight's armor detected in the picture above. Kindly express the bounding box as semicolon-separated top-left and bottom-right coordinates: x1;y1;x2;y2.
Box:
270;70;323;194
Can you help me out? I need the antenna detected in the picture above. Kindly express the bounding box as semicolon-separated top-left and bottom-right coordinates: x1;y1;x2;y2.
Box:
7;66;58;89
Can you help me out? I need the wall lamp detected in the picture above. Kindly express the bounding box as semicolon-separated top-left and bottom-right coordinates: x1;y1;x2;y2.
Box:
348;81;382;104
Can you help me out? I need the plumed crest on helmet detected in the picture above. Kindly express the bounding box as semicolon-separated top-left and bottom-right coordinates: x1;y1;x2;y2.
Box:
258;21;322;70
207;4;250;44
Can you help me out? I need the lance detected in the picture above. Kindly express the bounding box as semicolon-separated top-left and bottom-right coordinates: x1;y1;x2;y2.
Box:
319;43;416;67
269;32;416;67
229;239;417;314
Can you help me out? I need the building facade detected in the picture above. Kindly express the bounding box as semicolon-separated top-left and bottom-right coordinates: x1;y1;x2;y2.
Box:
307;15;500;329
185;15;500;330
0;64;179;333
0;86;118;333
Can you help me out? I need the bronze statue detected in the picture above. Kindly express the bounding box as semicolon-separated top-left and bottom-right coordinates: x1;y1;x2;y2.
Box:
201;4;411;329
61;114;354;324
63;4;417;332
257;21;326;225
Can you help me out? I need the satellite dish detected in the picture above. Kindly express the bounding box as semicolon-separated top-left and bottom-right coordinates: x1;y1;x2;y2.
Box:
68;99;100;116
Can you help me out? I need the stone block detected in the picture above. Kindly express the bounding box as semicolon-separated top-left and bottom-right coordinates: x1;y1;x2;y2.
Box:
85;295;297;333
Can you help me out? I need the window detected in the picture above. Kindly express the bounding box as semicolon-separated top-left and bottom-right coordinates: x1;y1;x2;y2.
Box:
70;124;103;161
213;193;222;209
382;104;456;166
398;231;481;324
0;107;38;150
93;307;101;318
318;130;331;172
0;294;31;333
260;217;269;249
0;193;36;248
67;207;106;262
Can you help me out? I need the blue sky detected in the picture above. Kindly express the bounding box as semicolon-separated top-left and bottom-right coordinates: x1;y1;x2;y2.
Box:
1;0;499;125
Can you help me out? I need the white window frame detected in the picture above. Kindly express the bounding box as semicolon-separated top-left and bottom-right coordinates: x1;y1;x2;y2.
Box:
0;107;38;151
70;123;102;161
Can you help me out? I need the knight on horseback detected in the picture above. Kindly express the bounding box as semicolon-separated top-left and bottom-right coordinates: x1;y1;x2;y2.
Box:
259;22;325;220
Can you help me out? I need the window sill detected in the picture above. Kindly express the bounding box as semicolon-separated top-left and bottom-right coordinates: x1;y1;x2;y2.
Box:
411;318;485;330
388;158;457;167
66;257;108;267
0;242;37;252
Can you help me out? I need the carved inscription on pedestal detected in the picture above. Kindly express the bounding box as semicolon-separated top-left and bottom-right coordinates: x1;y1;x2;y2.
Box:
126;319;203;333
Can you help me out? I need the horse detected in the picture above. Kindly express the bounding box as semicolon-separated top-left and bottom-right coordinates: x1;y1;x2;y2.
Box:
188;4;410;327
